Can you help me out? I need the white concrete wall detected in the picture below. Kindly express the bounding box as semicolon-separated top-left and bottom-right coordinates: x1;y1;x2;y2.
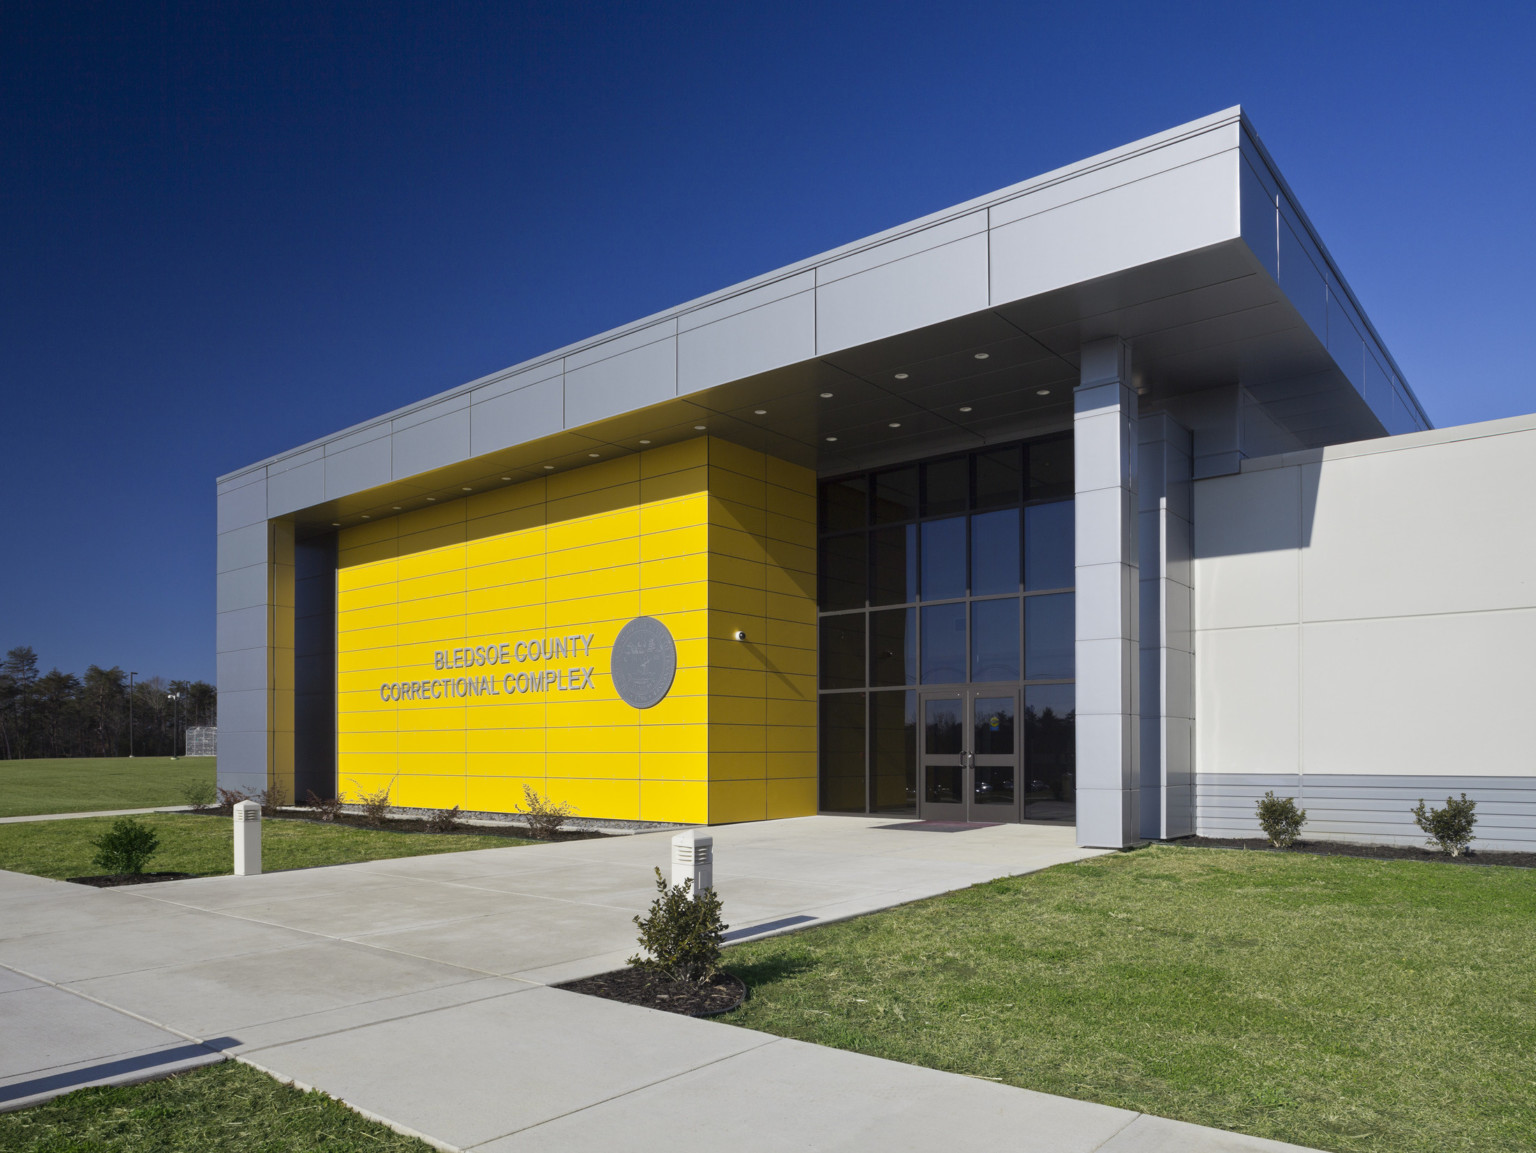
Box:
1192;413;1536;850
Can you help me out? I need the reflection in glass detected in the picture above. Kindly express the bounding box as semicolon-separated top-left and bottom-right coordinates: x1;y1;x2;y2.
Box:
972;696;1015;754
819;532;866;610
870;691;916;812
973;765;1015;806
926;765;963;804
920;517;966;599
819;615;866;689
872;467;918;524
974;446;1023;510
920;602;967;684
923;697;963;754
1024;684;1075;821
819;693;866;812
1025;593;1075;680
1027;437;1073;501
820;478;867;532
971;508;1020;595
1024;501;1074;591
922;456;969;517
870;525;917;606
868;608;916;687
971;599;1020;681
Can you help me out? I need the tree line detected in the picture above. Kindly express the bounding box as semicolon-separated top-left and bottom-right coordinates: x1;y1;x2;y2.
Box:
0;646;216;760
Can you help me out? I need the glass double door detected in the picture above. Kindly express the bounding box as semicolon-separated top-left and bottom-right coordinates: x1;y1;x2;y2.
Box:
919;688;1020;822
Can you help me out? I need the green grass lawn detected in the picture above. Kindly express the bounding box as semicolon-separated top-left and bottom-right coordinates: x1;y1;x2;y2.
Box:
0;757;215;817
0;811;534;879
0;1060;432;1151
723;845;1536;1153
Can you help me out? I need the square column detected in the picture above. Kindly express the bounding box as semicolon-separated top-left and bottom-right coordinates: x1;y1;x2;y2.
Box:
1138;412;1195;839
1074;340;1140;848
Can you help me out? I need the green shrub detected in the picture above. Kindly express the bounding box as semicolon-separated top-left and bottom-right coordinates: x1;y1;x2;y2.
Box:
180;779;217;811
90;817;160;875
355;784;392;827
516;784;574;839
426;805;463;833
1412;793;1477;856
629;867;727;986
1255;791;1307;848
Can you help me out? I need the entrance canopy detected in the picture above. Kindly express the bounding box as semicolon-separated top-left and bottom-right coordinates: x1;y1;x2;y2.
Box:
219;106;1427;535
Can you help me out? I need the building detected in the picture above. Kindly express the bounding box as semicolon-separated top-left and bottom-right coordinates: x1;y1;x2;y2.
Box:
215;107;1536;851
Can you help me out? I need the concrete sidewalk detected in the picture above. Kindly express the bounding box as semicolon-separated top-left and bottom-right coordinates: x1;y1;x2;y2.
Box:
0;805;191;825
0;817;1320;1151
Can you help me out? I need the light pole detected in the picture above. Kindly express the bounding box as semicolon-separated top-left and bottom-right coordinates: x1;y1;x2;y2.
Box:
128;671;137;758
167;691;182;759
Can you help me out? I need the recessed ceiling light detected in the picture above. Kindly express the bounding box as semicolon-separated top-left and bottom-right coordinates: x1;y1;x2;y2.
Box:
959;406;973;413
543;465;555;470
462;486;473;492
825;436;838;442
754;409;767;415
392;505;401;510
819;392;833;398
500;476;511;481
638;439;651;445
888;422;901;428
361;514;370;519
426;497;436;501
588;452;600;458
1036;388;1051;396
331;521;340;527
973;352;990;360
893;373;908;380
694;425;706;431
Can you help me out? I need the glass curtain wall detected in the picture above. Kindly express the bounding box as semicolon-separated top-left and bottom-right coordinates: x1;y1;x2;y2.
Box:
817;435;1077;820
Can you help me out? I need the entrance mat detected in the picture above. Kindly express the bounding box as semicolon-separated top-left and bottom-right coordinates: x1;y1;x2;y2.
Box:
873;821;1002;833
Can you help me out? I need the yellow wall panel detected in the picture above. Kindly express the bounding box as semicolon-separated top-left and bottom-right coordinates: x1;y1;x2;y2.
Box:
333;437;818;826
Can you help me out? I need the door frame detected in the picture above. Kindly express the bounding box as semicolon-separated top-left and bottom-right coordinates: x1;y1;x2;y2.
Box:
916;686;1022;823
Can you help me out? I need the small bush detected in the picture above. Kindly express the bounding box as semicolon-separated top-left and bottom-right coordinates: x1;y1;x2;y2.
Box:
91;817;160;875
304;791;345;822
254;783;288;817
1412;793;1477;857
1255;791;1307;848
180;779;217;811
629;867;727;987
216;787;251;810
426;805;463;833
357;785;392;827
516;784;575;839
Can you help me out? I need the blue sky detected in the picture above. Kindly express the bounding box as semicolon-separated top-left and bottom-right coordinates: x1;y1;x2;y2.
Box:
3;0;1533;684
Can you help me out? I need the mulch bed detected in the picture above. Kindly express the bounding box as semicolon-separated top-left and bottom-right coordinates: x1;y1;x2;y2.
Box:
67;872;194;887
556;968;747;1017
192;809;601;841
1180;836;1536;869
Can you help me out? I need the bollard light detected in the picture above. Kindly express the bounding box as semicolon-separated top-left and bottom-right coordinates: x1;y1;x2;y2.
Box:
671;828;712;895
234;799;262;876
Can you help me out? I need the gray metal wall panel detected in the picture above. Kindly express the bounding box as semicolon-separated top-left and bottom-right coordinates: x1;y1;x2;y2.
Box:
216;604;267;655
216;523;268;575
470;360;564;404
563;334;677;429
1195;773;1536;851
392;408;471;479
267;459;326;517
392;395;470;433
1278;216;1328;344
218;688;267;735
217;476;268;534
216;646;267;693
677;289;816;396
1238;155;1279;282
470;376;564;457
216;563;268;614
325;437;392;500
816;234;989;355
565;318;676;371
816;212;986;286
678;270;815;331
